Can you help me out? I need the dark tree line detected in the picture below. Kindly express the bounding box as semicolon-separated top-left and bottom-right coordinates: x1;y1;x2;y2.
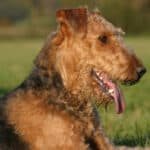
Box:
0;0;149;34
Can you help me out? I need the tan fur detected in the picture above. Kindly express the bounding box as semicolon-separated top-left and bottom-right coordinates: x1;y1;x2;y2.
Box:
1;8;145;150
5;91;88;150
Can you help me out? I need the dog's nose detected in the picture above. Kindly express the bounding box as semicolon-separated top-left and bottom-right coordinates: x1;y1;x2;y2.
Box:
137;67;146;78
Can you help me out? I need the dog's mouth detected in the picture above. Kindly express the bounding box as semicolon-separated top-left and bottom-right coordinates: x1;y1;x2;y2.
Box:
91;69;125;114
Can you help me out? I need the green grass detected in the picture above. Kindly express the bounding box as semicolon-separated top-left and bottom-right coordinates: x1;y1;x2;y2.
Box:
0;39;42;93
0;37;150;147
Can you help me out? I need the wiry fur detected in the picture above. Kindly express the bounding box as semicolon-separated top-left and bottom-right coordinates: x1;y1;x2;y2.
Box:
0;8;146;150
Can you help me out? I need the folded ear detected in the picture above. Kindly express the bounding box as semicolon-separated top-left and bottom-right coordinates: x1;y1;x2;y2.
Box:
56;8;87;37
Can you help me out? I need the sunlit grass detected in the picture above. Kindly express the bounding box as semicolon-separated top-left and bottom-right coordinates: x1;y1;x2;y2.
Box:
0;37;149;147
0;39;43;92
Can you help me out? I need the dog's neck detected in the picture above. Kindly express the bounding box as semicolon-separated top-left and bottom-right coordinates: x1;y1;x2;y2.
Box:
20;67;93;117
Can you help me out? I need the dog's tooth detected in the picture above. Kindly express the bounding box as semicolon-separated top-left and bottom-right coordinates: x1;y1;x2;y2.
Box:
108;89;114;93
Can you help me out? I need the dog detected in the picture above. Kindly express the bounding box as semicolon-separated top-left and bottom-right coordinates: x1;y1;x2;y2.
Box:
0;8;146;150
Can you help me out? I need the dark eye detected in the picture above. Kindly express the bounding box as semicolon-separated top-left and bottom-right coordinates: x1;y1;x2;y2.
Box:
98;35;108;44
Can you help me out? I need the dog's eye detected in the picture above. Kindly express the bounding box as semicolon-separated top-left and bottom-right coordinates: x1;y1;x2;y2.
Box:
98;35;108;44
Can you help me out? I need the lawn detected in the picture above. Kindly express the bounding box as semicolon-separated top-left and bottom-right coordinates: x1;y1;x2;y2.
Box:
0;37;150;147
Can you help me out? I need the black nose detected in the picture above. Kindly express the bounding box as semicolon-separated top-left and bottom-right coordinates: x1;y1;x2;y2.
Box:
137;67;146;78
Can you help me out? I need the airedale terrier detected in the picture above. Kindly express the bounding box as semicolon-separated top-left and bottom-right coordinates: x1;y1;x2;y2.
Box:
0;8;146;150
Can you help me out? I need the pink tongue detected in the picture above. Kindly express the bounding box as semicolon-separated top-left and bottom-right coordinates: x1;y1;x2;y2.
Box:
107;82;125;114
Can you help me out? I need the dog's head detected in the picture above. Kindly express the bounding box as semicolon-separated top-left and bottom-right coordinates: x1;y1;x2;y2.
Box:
35;8;146;113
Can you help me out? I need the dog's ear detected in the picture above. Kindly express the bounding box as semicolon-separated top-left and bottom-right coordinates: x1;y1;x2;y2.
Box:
56;8;87;37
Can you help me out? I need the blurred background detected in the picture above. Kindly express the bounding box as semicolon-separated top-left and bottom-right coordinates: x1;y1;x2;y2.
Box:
0;0;150;148
0;0;150;38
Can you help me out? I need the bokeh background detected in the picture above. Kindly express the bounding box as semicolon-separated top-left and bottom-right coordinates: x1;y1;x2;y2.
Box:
0;0;150;38
0;0;150;147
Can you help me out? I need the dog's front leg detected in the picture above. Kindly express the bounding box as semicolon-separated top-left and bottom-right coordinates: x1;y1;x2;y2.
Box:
92;127;115;150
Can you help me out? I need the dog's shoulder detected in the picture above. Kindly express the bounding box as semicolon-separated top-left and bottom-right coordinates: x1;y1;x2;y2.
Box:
0;96;29;150
0;120;28;150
